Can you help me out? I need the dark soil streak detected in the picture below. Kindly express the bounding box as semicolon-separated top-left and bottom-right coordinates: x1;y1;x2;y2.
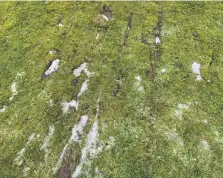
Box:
153;11;163;38
59;144;81;178
101;5;112;21
149;10;163;78
72;76;79;86
121;13;134;48
154;10;163;61
112;77;123;97
41;60;53;79
209;53;216;65
147;10;164;120
59;150;72;178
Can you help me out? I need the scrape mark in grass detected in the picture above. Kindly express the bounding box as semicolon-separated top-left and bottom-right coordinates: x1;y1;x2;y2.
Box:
166;129;184;146
8;73;25;100
77;79;89;98
42;59;60;79
73;63;87;77
94;167;103;178
23;167;30;177
161;68;167;74
101;14;109;22
72;77;79;86
105;136;115;150
73;63;94;78
61;100;79;113
11;82;17;96
95;5;112;27
213;131;223;144
112;77;123;96
72;119;101;178
155;36;161;45
49;99;54;107
175;103;189;120
49;49;60;55
147;10;163;79
96;33;100;40
153;10;163;60
192;61;202;81
72;97;105;178
101;5;112;22
52;144;69;174
61;80;88;113
135;76;144;92
9;82;18;101
209;53;216;66
16;72;26;78
200;140;210;151
40;125;55;161
62;63;94;113
52;116;88;174
0;105;7;113
14;133;35;166
122;13;134;49
70;115;88;143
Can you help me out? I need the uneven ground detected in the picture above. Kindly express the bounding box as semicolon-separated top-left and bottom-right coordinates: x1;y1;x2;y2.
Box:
0;2;223;178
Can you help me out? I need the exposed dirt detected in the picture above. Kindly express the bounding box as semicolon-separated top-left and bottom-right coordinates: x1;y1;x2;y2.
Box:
59;144;81;178
112;77;123;97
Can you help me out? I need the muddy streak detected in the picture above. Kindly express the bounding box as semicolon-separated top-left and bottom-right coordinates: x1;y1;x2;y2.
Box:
101;5;112;21
153;10;163;60
112;77;123;97
121;13;134;49
147;10;163;119
59;146;78;178
42;59;60;79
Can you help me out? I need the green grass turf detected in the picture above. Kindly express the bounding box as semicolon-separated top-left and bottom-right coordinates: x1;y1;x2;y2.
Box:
0;2;223;178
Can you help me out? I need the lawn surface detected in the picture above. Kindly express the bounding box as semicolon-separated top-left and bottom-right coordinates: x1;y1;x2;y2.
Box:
0;2;223;178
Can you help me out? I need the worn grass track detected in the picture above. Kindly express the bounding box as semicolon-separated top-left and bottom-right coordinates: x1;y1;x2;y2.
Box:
0;2;223;178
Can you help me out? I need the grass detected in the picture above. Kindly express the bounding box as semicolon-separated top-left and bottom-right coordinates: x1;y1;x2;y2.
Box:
0;2;223;178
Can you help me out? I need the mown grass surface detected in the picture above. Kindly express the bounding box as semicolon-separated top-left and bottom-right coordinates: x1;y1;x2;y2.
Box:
0;2;223;178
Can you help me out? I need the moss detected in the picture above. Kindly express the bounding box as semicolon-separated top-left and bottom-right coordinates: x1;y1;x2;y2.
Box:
0;2;223;178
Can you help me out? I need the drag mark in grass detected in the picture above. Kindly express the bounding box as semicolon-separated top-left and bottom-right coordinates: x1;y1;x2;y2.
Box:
40;125;55;161
135;75;144;92
166;129;184;146
72;120;101;178
161;68;167;74
42;59;60;79
9;82;18;101
146;10;164;119
200;140;210;151
23;167;31;177
52;144;69;175
209;53;216;66
61;100;79;113
151;10;163;74
49;49;60;55
121;12;134;49
70;115;89;143
72;97;101;178
52;116;88;174
175;103;189;120
61;63;94;113
77;79;89;99
192;61;202;81
112;77;123;97
14;133;35;166
0;105;7;113
73;63;94;78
